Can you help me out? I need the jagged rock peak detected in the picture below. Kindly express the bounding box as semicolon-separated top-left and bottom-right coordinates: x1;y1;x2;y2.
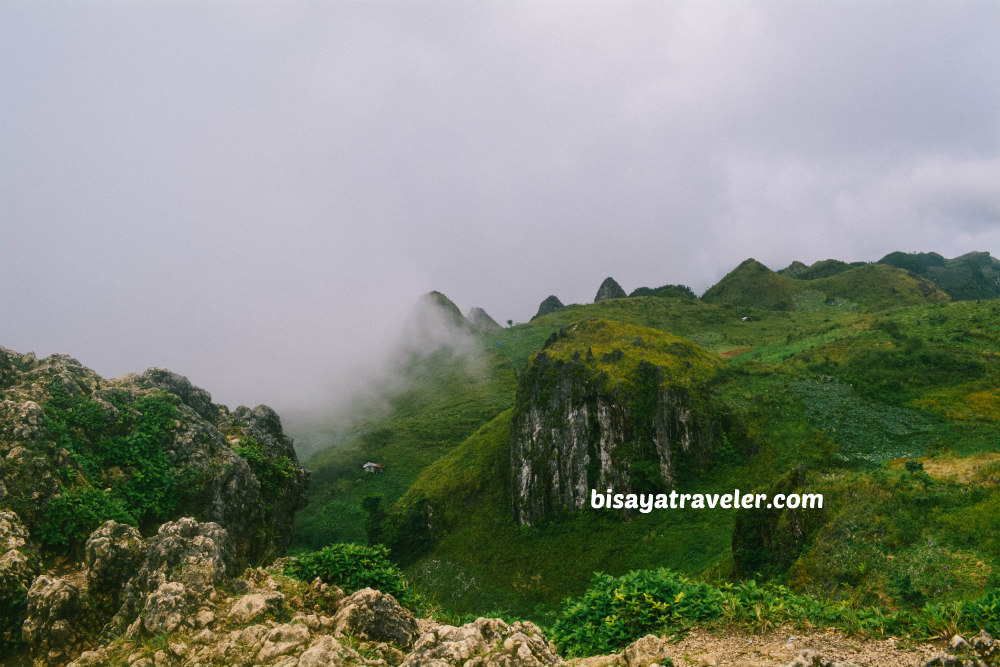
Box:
0;346;309;566
533;295;565;320
466;307;502;330
594;276;627;302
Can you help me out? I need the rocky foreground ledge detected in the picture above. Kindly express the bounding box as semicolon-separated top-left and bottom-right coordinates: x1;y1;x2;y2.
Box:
2;512;984;667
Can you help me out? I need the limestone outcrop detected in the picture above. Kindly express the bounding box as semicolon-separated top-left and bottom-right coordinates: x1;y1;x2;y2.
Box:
509;321;726;526
0;346;309;565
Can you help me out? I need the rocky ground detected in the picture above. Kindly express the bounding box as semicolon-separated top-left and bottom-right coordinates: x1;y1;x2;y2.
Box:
3;512;994;667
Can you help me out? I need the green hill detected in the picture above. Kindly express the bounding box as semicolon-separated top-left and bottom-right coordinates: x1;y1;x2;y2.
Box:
779;258;866;279
293;260;1000;628
878;250;1000;301
702;258;948;311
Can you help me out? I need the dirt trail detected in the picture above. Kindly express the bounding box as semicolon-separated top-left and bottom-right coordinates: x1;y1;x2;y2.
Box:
659;626;941;666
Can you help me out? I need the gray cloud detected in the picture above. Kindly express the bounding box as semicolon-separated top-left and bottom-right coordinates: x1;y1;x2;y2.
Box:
1;1;998;415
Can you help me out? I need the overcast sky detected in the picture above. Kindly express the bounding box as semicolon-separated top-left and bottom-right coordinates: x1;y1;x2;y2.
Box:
2;1;999;416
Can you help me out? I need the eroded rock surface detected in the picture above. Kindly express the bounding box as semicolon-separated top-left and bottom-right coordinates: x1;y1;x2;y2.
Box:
0;346;309;566
510;341;723;525
334;587;420;649
623;634;673;667
112;518;234;636
401;616;562;667
22;576;96;667
0;510;37;652
84;520;145;608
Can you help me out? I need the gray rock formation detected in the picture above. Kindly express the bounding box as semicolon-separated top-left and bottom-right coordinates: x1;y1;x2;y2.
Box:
401;616;562;667
921;630;997;667
333;587;419;648
623;634;673;667
22;576;97;666
228;591;285;625
534;295;565;319
112;518;235;636
510;353;721;526
83;520;145;609
0;346;309;565
0;511;37;652
594;277;627;302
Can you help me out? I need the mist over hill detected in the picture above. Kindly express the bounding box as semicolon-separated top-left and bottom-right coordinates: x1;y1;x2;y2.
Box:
290;251;1000;635
6;251;1000;666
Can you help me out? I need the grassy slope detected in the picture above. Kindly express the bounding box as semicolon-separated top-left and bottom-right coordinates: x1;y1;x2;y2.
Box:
295;286;1000;624
702;259;949;312
293;344;519;549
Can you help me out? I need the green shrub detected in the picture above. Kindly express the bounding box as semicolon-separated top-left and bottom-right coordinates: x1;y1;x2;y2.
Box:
36;486;136;551
234;437;296;496
42;381;182;533
549;568;723;656
285;543;412;606
954;590;1000;637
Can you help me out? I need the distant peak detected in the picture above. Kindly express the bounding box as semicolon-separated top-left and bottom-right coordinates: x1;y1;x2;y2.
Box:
594;277;627;302
735;258;771;272
533;295;565;320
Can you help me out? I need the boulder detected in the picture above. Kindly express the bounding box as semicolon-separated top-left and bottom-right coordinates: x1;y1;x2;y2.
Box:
333;587;419;648
112;518;234;635
297;635;363;667
84;520;145;608
141;581;196;635
228;591;285;625
401;616;562;667
623;634;673;666
22;576;96;667
254;623;312;663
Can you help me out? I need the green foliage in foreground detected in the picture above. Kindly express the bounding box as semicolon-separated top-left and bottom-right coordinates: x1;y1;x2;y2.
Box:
234;436;297;498
286;543;413;606
549;568;1000;657
549;569;722;656
36;380;182;551
35;486;135;550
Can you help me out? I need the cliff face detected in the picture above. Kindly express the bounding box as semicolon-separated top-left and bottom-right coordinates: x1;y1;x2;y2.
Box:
509;321;724;526
0;346;309;565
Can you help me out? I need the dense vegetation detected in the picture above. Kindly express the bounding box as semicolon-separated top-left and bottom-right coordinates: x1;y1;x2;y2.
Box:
286;543;412;606
293;254;1000;643
550;568;1000;656
30;381;183;551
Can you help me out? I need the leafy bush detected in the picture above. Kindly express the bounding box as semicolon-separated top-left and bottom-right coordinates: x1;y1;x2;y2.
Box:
954;590;1000;637
549;568;723;656
234;437;296;495
36;486;135;550
43;381;182;533
285;543;412;606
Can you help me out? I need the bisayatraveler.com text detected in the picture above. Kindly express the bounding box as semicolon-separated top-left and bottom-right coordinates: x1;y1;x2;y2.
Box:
591;488;823;513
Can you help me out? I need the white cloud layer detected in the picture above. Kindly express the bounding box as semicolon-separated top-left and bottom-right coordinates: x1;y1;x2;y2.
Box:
1;1;998;415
